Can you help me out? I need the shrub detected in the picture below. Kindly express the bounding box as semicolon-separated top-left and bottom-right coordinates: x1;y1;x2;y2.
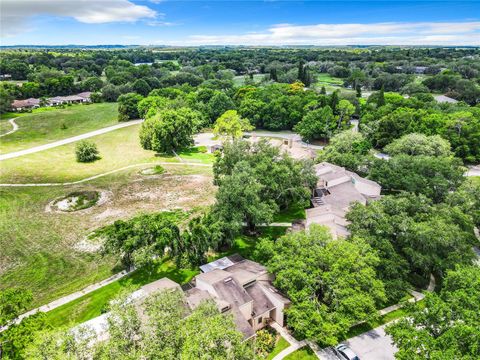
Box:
75;140;100;163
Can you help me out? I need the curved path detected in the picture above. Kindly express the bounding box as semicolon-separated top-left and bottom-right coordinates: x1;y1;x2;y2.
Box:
0;119;144;161
0;161;212;187
0;118;19;138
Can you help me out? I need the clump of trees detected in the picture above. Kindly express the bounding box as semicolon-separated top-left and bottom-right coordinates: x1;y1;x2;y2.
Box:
386;265;480;359
255;225;386;346
25;290;255;360
139;108;202;154
75;140;100;163
213;110;253;139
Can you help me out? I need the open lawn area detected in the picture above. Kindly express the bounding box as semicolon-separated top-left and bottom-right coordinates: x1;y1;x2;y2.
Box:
233;73;268;86
0;124;214;183
284;346;317;360
0;103;119;153
315;73;344;86
0;165;216;308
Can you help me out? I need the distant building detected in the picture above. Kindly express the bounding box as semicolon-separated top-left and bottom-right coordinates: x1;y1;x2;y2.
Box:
11;98;40;111
434;95;458;104
77;92;92;102
306;162;381;238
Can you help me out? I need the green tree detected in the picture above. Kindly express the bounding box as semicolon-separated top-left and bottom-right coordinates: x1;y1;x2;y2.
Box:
369;155;465;203
0;289;32;327
294;106;336;141
213;110;254;139
214;161;276;236
139;108;201;153
75;140;100;163
319;130;372;172
336;99;355;129
117;92;143;121
255;225;385;345
386;265;480;360
207;92;235;123
384;133;453;157
132;79;151;97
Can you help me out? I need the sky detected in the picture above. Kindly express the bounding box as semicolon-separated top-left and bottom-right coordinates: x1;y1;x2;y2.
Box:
1;1;479;46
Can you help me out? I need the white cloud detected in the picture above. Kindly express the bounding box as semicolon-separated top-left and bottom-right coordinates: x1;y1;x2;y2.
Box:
1;0;157;37
187;21;480;46
147;21;178;27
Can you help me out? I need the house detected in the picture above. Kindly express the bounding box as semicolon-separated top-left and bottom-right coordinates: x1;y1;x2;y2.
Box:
77;92;92;102
306;162;381;238
73;278;181;342
47;96;65;106
187;254;290;339
73;256;289;342
11;98;40;111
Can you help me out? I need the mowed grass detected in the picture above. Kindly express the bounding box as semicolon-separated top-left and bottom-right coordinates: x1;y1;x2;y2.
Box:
0;185;116;307
0;103;119;153
0;165;215;308
0;124;214;183
266;336;290;360
45;259;198;328
284;346;317;360
315;73;344;86
233;74;268;86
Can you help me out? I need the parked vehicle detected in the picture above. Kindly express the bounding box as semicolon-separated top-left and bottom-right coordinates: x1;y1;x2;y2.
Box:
334;344;360;360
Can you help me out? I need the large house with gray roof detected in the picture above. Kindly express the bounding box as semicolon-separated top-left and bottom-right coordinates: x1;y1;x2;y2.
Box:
74;255;289;342
306;162;381;238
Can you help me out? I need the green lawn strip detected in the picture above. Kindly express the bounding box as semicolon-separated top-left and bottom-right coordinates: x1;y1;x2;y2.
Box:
284;346;317;360
273;203;306;222
344;299;426;339
233;74;268;86
0;119;14;135
0;103;119;153
178;146;214;164
315;73;344;86
266;336;290;360
44;259;198;329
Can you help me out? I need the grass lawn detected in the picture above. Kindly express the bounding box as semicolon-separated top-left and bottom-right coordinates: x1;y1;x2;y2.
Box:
0;118;15;135
273;203;306;222
233;74;268;86
0;165;216;308
44;259;198;329
0;123;214;184
284;346;317;360
0;103;119;153
266;336;290;360
315;73;344;86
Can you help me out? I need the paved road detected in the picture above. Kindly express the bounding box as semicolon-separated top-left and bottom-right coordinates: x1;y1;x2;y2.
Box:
0;118;19;138
345;325;397;360
466;165;480;177
0;119;144;161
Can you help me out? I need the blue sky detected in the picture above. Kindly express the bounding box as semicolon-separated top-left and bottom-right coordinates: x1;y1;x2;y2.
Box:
1;1;479;46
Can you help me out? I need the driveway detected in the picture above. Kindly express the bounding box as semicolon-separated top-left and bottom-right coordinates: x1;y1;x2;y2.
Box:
345;325;397;360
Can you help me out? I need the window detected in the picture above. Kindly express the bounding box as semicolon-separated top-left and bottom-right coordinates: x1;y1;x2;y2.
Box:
258;317;262;325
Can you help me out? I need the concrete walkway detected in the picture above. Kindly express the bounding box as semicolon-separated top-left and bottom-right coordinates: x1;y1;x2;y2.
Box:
0;118;19;138
270;321;308;360
0;268;135;332
0;119;144;161
0;161;212;187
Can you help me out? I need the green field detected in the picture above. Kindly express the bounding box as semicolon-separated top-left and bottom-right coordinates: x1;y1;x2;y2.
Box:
233;73;268;86
315;73;344;86
0;124;214;184
0;103;119;153
0;164;216;308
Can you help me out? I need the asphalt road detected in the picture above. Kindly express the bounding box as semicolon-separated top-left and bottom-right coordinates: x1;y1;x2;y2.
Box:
345;325;397;360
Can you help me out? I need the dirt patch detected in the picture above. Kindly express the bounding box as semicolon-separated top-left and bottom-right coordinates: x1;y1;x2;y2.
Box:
46;190;111;213
73;236;104;253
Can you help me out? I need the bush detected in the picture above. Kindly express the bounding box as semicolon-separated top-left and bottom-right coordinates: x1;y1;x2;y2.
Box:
75;140;100;163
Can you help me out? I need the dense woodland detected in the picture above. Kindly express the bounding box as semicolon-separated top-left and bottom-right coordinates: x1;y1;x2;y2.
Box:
1;47;479;359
